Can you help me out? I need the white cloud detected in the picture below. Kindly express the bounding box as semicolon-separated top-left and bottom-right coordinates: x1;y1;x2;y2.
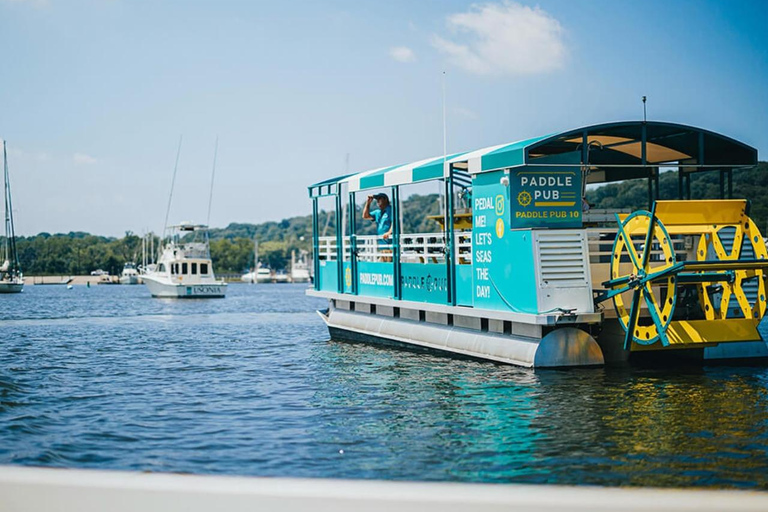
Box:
432;1;566;76
73;153;98;165
389;46;416;63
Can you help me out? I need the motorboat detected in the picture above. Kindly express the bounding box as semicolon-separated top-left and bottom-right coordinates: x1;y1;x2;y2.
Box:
290;250;311;283
119;263;141;285
241;265;272;283
273;270;290;283
141;223;226;298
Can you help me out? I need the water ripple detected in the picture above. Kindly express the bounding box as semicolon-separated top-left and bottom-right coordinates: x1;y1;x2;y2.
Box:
1;284;767;488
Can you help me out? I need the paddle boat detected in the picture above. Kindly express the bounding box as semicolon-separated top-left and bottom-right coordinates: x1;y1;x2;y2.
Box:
307;121;768;367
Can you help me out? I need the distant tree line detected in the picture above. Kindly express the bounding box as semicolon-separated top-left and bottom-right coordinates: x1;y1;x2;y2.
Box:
5;194;443;275
586;162;768;231
11;162;766;276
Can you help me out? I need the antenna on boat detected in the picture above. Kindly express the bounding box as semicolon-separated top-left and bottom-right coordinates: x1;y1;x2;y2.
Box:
642;95;647;122
162;136;183;241
439;70;447;216
206;136;218;228
442;71;447;164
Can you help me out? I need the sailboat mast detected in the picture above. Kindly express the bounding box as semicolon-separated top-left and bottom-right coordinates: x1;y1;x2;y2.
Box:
3;141;8;264
3;140;19;273
206;137;218;228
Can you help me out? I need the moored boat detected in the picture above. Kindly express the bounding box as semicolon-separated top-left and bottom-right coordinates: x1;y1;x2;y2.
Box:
141;223;226;298
0;140;23;294
119;262;141;285
241;265;272;283
290;249;311;283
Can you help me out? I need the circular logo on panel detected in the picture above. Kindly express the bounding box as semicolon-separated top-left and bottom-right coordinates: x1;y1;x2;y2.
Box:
495;194;505;215
345;267;352;288
517;191;532;207
495;218;505;238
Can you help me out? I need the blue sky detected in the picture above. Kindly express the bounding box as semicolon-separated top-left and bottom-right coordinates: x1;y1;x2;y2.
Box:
1;0;766;236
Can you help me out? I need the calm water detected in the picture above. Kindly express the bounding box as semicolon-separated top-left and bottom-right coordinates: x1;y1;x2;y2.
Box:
1;283;767;489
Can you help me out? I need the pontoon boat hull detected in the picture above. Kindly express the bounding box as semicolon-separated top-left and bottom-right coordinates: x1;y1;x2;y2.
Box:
317;300;604;368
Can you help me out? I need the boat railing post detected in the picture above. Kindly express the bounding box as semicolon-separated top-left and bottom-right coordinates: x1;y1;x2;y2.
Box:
719;169;725;199
311;197;320;291
335;189;344;294
694;131;703;200
445;165;456;306
727;168;733;199
348;191;358;295
392;186;401;300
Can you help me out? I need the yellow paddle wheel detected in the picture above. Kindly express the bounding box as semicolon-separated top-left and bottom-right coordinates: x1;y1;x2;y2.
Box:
599;200;768;351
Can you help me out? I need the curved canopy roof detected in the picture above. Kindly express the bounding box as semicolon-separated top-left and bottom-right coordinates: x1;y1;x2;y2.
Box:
309;121;758;197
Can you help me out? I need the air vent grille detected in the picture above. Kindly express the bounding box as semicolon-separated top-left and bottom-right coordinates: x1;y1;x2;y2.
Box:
536;232;588;288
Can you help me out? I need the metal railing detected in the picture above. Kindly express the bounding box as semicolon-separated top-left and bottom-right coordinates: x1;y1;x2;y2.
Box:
586;228;690;264
318;233;473;264
317;236;338;261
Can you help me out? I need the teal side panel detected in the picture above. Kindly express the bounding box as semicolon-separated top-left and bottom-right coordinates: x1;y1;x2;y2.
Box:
471;171;538;313
455;264;474;307
357;164;402;191
411;152;468;183
318;260;338;292
480;135;550;172
411;162;442;182
359;173;385;190
342;261;353;293
400;263;448;304
356;261;394;298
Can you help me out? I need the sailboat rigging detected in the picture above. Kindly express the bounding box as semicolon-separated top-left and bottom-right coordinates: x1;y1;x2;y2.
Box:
0;140;23;293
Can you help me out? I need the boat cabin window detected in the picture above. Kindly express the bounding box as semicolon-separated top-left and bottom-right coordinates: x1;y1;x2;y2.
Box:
201;263;209;275
182;262;188;274
191;262;197;275
158;263;166;273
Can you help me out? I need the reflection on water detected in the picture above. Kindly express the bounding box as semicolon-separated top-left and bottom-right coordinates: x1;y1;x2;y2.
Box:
0;284;767;488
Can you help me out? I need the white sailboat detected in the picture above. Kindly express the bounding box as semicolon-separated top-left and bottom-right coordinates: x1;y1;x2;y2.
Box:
0;140;23;293
141;222;226;298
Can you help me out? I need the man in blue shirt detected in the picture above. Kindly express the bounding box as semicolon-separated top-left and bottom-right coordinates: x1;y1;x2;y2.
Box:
363;193;393;244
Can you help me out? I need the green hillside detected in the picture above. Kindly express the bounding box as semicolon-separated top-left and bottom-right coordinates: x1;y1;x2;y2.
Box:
7;193;443;275
9;163;767;277
586;162;768;229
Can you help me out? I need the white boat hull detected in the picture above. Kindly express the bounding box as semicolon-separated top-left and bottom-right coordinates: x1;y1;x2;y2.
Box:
119;275;141;285
143;276;226;298
0;280;23;293
241;272;272;284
